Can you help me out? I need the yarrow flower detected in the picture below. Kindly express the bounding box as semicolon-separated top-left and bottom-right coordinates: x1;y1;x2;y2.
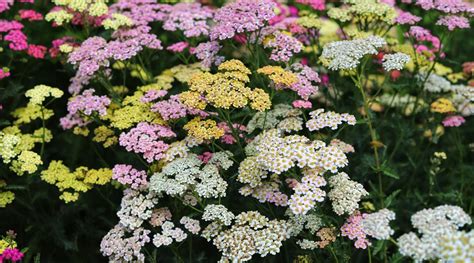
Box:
436;15;470;31
19;9;44;21
306;109;356;131
321;36;387;70
67;89;111;116
341;212;371;249
442;115;465;127
112;164;148;190
119;122;176;163
100;224;150;262
181;60;271;112
25;84;64;105
209;0;276;41
431;98;456;113
202;204;235;226
264;32;303;62
382;52;411;71
103;13;133;30
212;211;289;261
160;3;213;38
438;230;474;262
0;248;24;262
328;172;368;215
395;11;421;25
361;209;395;240
397;205;472;262
166;42;189;53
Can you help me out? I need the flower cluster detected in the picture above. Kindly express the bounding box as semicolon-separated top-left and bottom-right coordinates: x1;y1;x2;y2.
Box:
321;36;387;70
397;205;472;262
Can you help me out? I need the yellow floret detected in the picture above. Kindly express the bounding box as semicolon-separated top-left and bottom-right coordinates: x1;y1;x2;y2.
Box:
45;10;74;26
25;85;63;105
0;191;15;208
103;13;133;30
10;150;43;175
431;98;456;113
257;66;299;86
183;117;224;142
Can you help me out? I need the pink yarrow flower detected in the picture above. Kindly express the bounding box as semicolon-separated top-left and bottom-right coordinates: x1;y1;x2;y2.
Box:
198;152;213;164
119;122;176;163
112;164;148;190
27;44;47;59
166;42;189;53
0;0;13;13
141;90;168;103
67;89;111;116
395;11;421;25
442;115;466;127
210;0;276;41
19;9;43;21
0;248;24;262
0;68;10;79
341;212;371;249
293;100;312;109
436;15;470;31
4;30;28;50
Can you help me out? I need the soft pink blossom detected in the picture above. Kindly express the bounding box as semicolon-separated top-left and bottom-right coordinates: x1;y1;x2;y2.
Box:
442;115;466;127
166;41;189;53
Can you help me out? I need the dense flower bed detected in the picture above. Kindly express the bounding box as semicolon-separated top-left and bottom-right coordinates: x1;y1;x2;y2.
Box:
0;0;473;262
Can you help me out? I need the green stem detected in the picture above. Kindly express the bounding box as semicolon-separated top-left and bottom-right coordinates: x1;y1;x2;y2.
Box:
39;106;46;158
352;68;384;207
329;246;339;263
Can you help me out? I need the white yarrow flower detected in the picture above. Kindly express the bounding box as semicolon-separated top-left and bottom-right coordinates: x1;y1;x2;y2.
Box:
382;52;411;71
322;36;387;70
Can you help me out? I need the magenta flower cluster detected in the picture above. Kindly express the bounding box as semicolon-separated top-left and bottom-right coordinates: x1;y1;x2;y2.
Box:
0;248;24;262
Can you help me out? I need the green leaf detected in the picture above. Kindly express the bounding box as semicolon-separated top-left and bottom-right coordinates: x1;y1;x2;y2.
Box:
382;166;399;179
384;190;401;208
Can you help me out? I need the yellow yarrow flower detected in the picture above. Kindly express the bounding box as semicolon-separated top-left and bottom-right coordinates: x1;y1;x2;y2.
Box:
25;85;63;105
297;15;322;29
431;98;456;113
0;238;16;253
179;91;207;110
169;63;208;83
0;191;15;208
83;168;112;185
257;66;299;86
10;150;43;175
88;1;108;16
41;161;112;203
93;126;117;148
73;126;90;136
59;44;74;53
45;10;74;26
447;72;465;83
185;60;271;111
183;117;224;142
12;103;54;124
0;133;21;164
103;13;133;30
249;88;272;112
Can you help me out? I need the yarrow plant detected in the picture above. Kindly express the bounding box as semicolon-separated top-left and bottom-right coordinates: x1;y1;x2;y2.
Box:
0;0;473;262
